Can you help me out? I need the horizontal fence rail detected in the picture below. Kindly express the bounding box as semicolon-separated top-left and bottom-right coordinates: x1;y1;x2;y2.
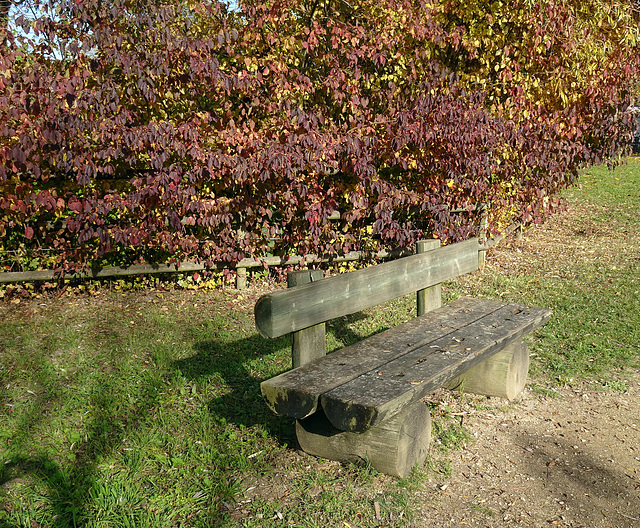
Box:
0;219;523;288
0;247;413;286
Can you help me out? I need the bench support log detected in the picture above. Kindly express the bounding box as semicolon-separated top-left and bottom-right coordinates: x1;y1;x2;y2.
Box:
444;340;529;400
296;401;431;479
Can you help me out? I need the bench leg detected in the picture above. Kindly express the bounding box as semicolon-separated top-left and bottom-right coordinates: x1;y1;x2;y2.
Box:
445;340;529;400
288;270;326;368
295;401;431;479
416;240;442;316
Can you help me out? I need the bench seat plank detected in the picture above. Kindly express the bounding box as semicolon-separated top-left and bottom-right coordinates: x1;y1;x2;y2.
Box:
321;303;552;432
261;297;521;419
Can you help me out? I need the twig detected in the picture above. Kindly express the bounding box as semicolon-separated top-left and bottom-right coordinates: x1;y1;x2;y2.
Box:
617;511;639;521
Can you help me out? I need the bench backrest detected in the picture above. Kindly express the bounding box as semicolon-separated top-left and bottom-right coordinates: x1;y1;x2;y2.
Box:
255;238;479;339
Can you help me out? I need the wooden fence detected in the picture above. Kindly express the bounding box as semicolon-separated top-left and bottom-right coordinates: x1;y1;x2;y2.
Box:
0;247;414;288
0;214;523;289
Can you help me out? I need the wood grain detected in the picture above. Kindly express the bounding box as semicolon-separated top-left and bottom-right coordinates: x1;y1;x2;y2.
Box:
255;238;479;338
416;239;442;316
320;303;552;432
445;340;530;400
288;270;326;368
296;401;431;478
260;297;514;419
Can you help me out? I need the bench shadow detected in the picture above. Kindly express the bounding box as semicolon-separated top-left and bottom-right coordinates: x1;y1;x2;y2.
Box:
325;312;372;350
175;334;298;447
174;312;388;447
0;299;397;526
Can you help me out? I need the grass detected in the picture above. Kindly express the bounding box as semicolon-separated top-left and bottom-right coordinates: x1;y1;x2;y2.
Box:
446;159;640;387
1;158;640;526
0;290;420;527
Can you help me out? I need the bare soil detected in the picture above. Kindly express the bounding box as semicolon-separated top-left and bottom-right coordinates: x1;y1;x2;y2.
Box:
415;382;640;528
412;208;640;528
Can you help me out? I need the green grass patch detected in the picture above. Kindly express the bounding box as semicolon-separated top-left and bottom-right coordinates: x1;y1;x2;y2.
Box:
0;291;419;527
1;159;640;525
445;158;640;387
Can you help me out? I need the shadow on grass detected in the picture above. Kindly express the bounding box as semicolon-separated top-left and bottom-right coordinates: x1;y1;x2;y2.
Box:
0;373;166;528
175;333;297;447
325;312;373;350
0;309;380;526
0;454;89;527
175;311;385;448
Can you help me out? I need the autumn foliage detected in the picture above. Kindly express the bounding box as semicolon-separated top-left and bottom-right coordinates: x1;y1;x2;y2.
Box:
1;0;639;271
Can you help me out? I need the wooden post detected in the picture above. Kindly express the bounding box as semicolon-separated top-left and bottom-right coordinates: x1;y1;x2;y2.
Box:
444;340;530;400
296;400;431;479
416;239;442;316
236;267;247;290
515;223;524;241
287;270;326;368
478;204;488;269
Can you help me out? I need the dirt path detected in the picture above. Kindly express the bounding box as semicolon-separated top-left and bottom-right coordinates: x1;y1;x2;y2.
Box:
412;207;640;528
414;381;640;527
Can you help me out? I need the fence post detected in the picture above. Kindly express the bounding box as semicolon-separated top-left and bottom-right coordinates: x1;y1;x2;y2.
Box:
515;223;524;241
235;227;248;290
287;269;326;368
478;204;488;269
236;266;247;290
416;239;442;316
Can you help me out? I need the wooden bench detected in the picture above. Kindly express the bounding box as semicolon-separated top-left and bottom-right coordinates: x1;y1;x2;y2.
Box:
255;239;552;477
